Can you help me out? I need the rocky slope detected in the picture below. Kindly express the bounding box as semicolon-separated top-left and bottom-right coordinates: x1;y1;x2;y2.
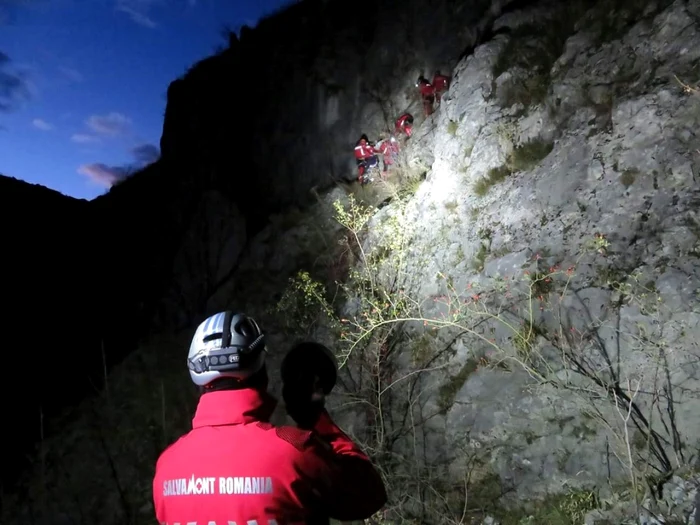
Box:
3;0;700;523
388;0;700;521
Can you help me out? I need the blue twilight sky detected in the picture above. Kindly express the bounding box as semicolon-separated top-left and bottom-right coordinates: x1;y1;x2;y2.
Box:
0;0;292;200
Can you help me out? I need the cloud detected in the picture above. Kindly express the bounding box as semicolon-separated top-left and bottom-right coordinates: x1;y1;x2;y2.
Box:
115;0;160;28
78;142;160;188
78;163;132;187
0;2;35;111
71;133;100;144
0;50;31;111
58;66;83;83
85;111;131;136
131;143;160;164
32;118;53;130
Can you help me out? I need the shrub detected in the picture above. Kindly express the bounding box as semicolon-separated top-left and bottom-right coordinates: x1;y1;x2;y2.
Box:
275;200;697;523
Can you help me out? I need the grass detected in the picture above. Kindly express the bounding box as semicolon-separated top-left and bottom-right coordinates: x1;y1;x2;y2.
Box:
500;490;600;525
502;72;552;108
444;199;459;212
620;169;637;188
437;357;480;414
397;176;424;199
456;468;600;525
472;242;489;272
454;244;466;264
473;165;513;196
510;139;555;172
472;138;554;197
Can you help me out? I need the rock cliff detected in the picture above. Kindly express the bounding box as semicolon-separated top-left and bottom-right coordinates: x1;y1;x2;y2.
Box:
2;0;700;523
159;0;499;217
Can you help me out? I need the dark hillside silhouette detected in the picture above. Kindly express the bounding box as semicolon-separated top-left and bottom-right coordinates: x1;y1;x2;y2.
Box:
0;175;98;486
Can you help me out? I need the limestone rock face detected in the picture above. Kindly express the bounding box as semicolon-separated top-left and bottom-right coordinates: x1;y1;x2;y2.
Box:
380;0;700;521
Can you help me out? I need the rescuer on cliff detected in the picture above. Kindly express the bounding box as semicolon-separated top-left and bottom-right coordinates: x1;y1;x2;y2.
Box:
432;71;451;104
416;75;435;116
354;134;379;184
152;311;387;525
395;113;414;138
374;133;400;173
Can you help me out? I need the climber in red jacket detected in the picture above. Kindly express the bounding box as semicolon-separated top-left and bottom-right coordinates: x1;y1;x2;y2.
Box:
354;135;376;162
354;134;379;184
375;133;400;172
416;75;435;116
395;113;414;138
432;71;451;104
153;311;387;525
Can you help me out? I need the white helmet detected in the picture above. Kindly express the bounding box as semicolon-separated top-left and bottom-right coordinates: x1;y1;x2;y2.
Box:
187;311;266;387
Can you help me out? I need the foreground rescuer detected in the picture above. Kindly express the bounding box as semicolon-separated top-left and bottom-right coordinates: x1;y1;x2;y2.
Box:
152;311;387;525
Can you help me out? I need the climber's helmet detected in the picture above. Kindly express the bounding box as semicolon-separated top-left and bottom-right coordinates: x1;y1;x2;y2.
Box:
187;311;266;386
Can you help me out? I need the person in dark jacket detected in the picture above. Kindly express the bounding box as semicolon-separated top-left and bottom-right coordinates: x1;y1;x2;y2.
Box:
152;311;387;525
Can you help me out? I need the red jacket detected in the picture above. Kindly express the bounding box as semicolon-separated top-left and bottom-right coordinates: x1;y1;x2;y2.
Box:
396;114;413;130
354;140;375;160
376;137;399;157
417;79;435;97
432;74;450;92
153;389;387;525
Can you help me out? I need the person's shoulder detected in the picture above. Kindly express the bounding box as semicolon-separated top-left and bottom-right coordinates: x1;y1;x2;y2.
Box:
255;420;316;453
263;404;323;454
